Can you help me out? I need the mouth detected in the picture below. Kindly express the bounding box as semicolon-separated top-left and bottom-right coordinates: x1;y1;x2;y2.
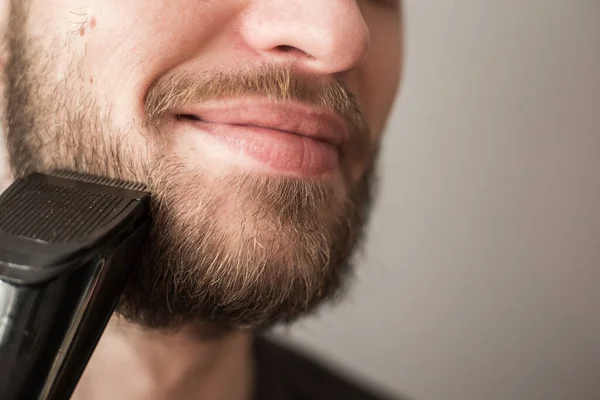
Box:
169;100;351;177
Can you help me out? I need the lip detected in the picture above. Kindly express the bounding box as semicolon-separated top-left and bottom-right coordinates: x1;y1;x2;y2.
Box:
170;99;351;177
173;99;350;148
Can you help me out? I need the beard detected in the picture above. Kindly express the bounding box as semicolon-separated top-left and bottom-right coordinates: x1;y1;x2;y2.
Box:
4;3;378;330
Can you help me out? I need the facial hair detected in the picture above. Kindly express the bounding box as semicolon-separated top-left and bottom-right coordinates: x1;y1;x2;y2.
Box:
4;3;378;330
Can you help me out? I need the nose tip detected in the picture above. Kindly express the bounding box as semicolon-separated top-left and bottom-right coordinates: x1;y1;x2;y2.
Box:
240;0;370;74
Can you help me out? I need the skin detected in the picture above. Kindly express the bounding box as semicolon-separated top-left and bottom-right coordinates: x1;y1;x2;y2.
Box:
0;0;402;399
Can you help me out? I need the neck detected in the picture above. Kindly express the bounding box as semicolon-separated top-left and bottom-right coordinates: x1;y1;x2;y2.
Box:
73;316;255;400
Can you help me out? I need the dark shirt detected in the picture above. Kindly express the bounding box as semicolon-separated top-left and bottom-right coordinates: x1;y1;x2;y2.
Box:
253;337;402;400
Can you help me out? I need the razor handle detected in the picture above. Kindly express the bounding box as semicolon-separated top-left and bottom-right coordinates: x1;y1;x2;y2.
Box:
0;173;151;400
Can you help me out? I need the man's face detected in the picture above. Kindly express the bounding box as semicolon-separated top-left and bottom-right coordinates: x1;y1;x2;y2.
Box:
3;0;402;329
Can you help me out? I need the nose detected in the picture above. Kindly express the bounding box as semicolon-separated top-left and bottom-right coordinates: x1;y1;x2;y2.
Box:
240;0;370;74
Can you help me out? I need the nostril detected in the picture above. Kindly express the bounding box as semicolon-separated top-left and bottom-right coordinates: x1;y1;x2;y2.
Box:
274;45;313;59
276;45;295;53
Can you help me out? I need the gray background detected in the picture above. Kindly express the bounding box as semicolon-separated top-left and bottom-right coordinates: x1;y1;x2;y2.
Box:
280;2;600;400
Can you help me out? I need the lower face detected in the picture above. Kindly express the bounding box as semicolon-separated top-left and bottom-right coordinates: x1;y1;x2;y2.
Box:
5;0;401;329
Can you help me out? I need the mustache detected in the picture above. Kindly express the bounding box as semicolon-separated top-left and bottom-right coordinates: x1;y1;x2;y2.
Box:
144;64;368;136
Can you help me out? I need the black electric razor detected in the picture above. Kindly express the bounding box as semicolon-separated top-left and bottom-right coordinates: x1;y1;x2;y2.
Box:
0;172;152;400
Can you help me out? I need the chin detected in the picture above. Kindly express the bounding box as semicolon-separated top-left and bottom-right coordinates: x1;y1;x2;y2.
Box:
114;162;372;330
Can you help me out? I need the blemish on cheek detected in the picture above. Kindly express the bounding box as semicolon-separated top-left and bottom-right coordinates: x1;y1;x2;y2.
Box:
89;75;94;84
79;27;85;36
90;16;97;29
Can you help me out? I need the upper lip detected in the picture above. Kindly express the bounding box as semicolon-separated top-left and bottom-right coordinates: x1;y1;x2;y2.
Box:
171;99;350;148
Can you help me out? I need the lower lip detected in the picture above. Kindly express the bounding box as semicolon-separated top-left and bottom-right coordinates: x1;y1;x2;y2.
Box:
182;119;339;177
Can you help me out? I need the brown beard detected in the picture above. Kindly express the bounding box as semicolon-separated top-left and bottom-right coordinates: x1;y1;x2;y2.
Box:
4;2;378;330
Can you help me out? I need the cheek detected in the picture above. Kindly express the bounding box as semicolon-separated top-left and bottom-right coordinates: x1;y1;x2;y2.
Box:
357;10;403;139
77;2;204;99
32;0;235;118
362;47;402;137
